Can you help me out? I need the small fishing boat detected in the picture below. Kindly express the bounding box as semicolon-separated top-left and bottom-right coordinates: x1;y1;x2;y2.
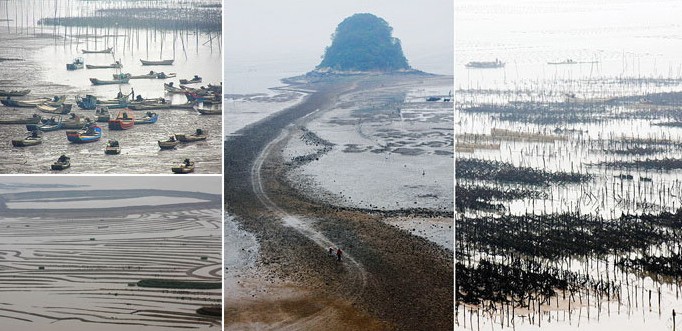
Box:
86;61;122;69
128;103;168;110
172;159;195;174
95;107;111;122
123;71;159;79
179;75;202;84
112;73;133;80
164;82;186;94
169;101;197;109
81;47;113;54
1;98;49;107
0;114;41;125
548;59;577;65
176;128;207;142
196;106;222;115
105;140;121;155
134;112;158;124
62;113;90;129
90;77;130;85
66;57;84;70
11;130;42;147
0;89;30;97
158;135;180;149
465;59;505;69
156;72;176;79
140;59;174;66
51;155;71;170
76;95;126;110
108;109;135;130
27;116;62;132
36;103;72;115
66;123;102;143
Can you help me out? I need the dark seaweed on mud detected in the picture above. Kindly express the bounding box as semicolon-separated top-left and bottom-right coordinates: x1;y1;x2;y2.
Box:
455;184;544;212
456;158;591;186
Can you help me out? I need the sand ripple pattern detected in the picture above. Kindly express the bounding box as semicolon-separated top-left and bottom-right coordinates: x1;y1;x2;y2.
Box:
0;209;221;330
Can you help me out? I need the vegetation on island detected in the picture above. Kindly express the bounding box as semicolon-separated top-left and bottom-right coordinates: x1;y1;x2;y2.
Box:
317;13;411;72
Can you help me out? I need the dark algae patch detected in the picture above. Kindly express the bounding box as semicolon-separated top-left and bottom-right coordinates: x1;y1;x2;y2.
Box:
137;279;221;290
317;13;411;72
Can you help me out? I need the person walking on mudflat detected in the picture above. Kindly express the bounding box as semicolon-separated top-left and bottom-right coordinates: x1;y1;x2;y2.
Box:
336;248;343;262
329;247;334;257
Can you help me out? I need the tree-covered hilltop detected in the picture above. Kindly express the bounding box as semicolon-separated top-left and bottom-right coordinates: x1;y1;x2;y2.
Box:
317;13;411;72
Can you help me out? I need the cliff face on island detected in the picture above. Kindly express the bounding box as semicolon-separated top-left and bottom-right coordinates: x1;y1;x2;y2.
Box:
316;13;412;73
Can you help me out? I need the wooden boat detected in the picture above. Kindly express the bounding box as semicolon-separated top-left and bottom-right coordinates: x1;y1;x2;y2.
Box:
196;106;222;115
179;76;202;84
134;112;158;124
90;77;130;85
81;47;113;54
128;103;168;110
11;130;42;147
158;136;179;149
105;140;121;155
66;57;84;70
51;155;71;170
62;113;90;129
36;103;72;115
0;114;41;125
465;59;505;69
172;159;195;174
112;73;132;80
76;95;126;110
548;59;577;65
95;107;111;122
164;83;187;94
1;98;49;107
66;123;102;143
140;59;174;66
27;116;62;132
86;62;122;69
168;101;197;109
108;109;134;130
176;129;207;142
156;72;176;79
0;89;30;97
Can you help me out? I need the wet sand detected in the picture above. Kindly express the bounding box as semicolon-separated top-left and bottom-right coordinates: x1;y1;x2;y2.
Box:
225;73;453;330
0;189;222;330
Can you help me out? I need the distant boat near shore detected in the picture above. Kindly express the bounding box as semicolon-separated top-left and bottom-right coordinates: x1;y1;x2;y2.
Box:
548;59;599;65
140;59;174;66
465;59;504;69
81;47;113;54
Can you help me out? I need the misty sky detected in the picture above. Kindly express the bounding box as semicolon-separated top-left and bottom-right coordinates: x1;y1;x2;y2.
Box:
225;0;453;76
0;176;222;194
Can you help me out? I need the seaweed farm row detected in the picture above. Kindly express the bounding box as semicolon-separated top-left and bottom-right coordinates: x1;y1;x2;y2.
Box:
456;75;682;330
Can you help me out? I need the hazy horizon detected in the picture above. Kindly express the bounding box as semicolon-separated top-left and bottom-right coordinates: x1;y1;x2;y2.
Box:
225;0;453;93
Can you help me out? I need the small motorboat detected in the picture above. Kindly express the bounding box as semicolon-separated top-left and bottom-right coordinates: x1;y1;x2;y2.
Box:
27;116;62;132
0;89;30;97
95;107;111;122
66;57;84;70
134;112;158;124
179;75;202;84
90;77;130;85
66;123;102;143
0;114;41;125
62;113;90;129
108;109;135;130
11;130;42;147
86;61;122;69
105;140;121;155
51;154;71;170
172;159;195;174
36;103;72;115
158;135;180;150
175;128;207;142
